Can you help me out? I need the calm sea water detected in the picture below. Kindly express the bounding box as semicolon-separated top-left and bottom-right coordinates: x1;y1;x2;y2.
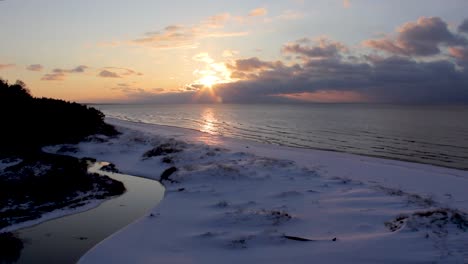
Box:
97;104;468;170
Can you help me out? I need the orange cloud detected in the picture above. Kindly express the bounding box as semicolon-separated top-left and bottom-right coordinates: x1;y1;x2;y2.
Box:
131;8;281;49
279;90;368;103
0;64;15;70
343;0;350;8
133;11;256;49
249;8;268;17
449;46;468;60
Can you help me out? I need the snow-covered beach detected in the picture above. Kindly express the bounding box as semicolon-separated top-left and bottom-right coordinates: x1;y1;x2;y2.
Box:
52;118;468;263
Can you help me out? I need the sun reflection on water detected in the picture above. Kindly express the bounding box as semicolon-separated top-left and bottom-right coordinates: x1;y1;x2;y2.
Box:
197;107;223;145
200;107;217;134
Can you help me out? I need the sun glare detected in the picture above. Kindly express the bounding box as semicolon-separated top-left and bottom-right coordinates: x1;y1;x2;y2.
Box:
198;75;220;88
192;53;235;90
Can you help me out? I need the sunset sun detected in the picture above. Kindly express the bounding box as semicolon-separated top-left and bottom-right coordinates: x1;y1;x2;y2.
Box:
198;75;219;88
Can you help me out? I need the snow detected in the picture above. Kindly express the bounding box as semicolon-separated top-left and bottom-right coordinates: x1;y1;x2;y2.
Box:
0;157;22;171
0;161;126;233
70;118;468;263
1;194;107;233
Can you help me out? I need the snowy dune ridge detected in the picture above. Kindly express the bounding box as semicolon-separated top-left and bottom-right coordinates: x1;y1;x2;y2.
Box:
47;118;468;263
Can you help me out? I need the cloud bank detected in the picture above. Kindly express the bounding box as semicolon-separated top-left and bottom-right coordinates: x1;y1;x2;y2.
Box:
124;16;468;104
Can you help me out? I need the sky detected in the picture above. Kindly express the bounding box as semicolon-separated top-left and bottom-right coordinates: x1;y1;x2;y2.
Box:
1;0;468;104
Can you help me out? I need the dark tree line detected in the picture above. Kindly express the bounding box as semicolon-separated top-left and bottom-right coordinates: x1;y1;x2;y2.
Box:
0;79;117;155
0;79;125;234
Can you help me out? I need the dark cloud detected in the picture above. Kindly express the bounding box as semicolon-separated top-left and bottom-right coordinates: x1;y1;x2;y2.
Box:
99;67;143;78
52;65;88;74
184;84;204;91
227;57;282;72
215;30;468;104
282;38;346;59
99;70;121;78
41;65;88;81
214;52;468;103
364;17;467;56
26;64;44;72
459;19;468;34
41;72;66;81
165;25;183;31
70;65;88;73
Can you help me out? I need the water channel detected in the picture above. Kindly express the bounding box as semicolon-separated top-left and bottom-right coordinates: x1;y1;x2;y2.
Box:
13;162;165;264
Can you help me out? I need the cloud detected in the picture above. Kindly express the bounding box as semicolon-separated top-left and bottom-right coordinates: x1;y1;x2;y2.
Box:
343;0;351;8
449;46;468;68
41;65;88;81
222;50;238;57
41;72;66;81
191;53;233;87
227;57;282;72
111;83;167;102
282;37;347;59
117;16;468;104
248;8;268;17
0;64;15;70
134;23;248;49
52;65;88;73
203;13;232;28
193;52;215;64
131;8;287;50
71;65;88;73
277;10;304;21
133;11;254;49
26;64;44;72
280;90;366;103
449;46;468;61
459;19;468;34
215;52;468;103
99;70;121;78
98;67;143;78
112;85;146;94
364;17;467;56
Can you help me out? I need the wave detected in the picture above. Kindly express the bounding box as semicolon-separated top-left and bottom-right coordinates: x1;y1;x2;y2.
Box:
99;105;468;171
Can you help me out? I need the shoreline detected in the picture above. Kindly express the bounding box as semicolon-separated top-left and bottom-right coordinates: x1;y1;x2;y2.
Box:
105;117;468;172
77;118;468;263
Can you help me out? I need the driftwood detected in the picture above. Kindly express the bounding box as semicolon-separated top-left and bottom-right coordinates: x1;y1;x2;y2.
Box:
283;235;338;242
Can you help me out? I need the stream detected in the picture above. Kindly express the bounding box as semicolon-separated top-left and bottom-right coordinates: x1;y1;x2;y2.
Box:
13;162;165;264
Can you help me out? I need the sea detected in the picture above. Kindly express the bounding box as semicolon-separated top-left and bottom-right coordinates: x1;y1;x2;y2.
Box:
96;104;468;170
